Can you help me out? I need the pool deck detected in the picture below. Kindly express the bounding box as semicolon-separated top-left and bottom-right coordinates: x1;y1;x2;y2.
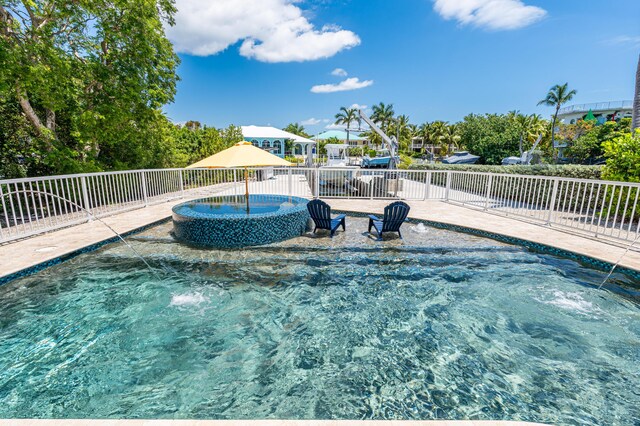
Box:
1;196;639;281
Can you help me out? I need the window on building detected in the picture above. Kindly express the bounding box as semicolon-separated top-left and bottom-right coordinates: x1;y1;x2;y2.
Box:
273;140;282;154
251;140;259;147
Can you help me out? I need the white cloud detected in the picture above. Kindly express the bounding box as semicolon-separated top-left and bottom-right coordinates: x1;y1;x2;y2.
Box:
301;118;323;125
325;123;347;130
167;0;360;62
331;68;348;77
311;77;374;94
606;35;640;47
433;0;547;30
349;103;367;110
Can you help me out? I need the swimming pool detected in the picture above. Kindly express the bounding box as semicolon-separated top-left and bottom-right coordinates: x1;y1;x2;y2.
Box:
0;216;638;423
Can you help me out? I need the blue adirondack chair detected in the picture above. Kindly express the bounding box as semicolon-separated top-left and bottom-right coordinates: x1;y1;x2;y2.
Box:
368;201;410;240
307;199;346;237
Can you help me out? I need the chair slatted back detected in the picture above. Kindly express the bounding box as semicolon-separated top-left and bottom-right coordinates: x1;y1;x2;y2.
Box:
382;201;410;232
307;199;332;230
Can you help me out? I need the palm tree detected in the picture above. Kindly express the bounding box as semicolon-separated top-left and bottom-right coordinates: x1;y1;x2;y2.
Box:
371;102;395;133
334;107;358;145
389;114;412;152
283;123;310;138
538;83;577;159
632;54;640;133
438;124;461;156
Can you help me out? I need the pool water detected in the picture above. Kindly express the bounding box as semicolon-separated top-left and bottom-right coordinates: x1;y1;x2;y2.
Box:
0;217;639;423
174;195;300;216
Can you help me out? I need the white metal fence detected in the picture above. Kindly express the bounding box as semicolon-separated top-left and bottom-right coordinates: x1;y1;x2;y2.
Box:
1;168;639;244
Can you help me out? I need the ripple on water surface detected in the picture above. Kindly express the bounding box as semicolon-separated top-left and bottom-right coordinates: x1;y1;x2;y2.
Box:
0;217;638;424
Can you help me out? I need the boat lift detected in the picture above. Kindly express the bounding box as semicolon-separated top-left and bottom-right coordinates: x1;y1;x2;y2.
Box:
357;109;399;170
502;134;543;165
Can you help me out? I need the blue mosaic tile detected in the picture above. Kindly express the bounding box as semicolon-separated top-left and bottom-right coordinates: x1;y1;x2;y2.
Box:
172;195;310;248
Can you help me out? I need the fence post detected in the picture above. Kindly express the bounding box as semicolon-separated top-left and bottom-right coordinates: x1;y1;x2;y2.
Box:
445;171;451;201
233;169;238;196
80;175;92;220
141;171;148;207
288;168;293;196
423;171;431;200
547;178;559;224
315;168;320;198
484;174;493;211
178;169;185;198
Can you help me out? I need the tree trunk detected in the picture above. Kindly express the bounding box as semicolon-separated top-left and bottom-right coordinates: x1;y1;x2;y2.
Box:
551;106;559;162
632;54;640;133
16;84;55;148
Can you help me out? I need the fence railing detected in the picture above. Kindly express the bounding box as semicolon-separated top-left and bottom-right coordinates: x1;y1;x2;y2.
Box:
558;100;633;115
1;168;639;245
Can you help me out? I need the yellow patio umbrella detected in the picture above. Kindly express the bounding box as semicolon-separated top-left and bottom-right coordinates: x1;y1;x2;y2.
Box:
186;141;292;208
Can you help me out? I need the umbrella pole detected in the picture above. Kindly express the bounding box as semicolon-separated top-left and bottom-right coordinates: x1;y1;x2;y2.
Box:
244;167;249;213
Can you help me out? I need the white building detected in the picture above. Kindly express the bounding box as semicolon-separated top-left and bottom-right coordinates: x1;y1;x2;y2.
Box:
557;100;633;125
241;126;316;163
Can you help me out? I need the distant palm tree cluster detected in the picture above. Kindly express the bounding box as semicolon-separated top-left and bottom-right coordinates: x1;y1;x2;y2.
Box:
332;102;464;156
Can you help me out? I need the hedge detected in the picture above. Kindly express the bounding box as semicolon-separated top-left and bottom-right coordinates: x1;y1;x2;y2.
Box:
408;163;603;180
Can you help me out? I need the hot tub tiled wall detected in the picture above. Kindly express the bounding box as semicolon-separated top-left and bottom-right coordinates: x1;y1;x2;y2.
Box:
172;196;310;248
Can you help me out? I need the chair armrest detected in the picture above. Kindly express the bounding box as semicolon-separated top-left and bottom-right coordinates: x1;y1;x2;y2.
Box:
333;214;346;221
367;214;380;221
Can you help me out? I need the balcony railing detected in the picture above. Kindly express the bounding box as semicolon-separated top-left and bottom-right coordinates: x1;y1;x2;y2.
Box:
1;168;639;245
558;100;633;116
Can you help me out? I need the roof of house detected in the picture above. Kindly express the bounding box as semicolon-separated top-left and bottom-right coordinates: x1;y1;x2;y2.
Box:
241;125;315;144
313;130;366;141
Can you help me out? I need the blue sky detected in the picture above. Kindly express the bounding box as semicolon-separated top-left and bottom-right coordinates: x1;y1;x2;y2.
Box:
163;0;640;134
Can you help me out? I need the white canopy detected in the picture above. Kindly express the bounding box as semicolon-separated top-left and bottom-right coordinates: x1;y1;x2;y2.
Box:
241;126;315;144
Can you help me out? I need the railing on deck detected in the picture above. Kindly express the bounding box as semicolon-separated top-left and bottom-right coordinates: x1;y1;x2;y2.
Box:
1;168;639;245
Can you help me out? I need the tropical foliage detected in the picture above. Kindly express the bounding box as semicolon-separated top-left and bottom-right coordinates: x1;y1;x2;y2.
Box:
410;163;603;180
457;113;548;165
283;123;310;138
537;83;577;157
602;130;640;182
0;0;181;178
560;119;632;164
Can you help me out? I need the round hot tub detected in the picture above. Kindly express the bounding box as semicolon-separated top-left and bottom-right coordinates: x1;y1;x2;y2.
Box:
172;194;310;248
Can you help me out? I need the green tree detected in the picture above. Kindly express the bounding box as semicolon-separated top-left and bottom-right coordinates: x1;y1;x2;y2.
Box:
0;0;179;176
334;106;358;144
438;124;461;156
388;114;412;152
458;114;523;164
283;123;310;138
537;83;577;159
371;102;395;133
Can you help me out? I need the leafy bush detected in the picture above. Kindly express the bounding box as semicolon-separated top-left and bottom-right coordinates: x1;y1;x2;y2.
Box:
285;156;304;164
458;114;524;165
409;163;603;180
561;120;632;164
602;130;640;182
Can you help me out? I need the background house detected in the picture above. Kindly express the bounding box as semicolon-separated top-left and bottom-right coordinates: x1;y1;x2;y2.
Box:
241;126;316;162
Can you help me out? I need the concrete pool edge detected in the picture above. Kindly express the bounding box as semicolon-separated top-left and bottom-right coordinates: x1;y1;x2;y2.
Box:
0;217;172;286
0;420;550;425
